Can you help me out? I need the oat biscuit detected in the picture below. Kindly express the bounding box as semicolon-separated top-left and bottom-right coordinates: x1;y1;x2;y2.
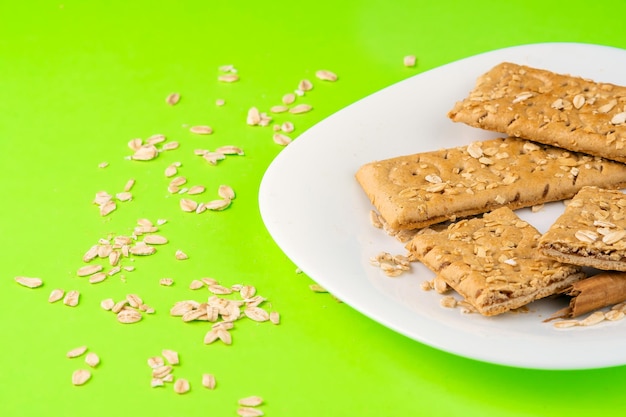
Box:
448;62;626;162
355;137;626;231
539;186;626;271
407;207;585;316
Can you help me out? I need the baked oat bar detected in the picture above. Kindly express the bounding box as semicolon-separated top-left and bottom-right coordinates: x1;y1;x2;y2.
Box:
539;186;626;271
407;207;585;316
355;137;626;231
448;62;626;163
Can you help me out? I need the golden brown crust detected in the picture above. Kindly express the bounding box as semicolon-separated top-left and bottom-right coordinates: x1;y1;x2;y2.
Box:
355;137;626;231
539;186;626;271
448;62;626;163
407;207;585;316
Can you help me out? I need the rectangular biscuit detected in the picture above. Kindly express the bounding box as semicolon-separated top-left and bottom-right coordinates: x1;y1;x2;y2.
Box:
355;136;626;231
539;186;626;271
448;62;626;163
407;207;585;316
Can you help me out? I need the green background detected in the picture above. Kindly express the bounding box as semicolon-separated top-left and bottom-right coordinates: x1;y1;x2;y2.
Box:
1;1;625;416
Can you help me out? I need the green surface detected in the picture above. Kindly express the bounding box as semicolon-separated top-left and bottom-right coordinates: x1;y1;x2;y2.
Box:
2;1;626;416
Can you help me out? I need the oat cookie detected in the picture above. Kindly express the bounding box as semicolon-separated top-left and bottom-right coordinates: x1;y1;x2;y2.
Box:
355;137;626;231
407;207;585;316
448;62;626;163
539;186;626;271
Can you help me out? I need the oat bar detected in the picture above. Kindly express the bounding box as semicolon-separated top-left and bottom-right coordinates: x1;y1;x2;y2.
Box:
448;62;626;163
539;186;626;271
407;207;585;316
355;137;626;231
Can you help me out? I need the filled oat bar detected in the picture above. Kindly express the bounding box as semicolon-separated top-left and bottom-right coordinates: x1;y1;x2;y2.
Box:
355;137;626;231
539;186;626;271
407;207;585;316
448;62;626;163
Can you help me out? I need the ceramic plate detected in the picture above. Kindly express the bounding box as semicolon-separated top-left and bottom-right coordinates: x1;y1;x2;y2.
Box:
259;43;626;369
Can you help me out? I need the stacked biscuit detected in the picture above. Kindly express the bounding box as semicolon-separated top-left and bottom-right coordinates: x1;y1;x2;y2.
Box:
356;62;626;317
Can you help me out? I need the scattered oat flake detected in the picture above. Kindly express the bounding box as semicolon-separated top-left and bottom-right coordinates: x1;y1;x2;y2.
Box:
553;320;580;328
89;272;107;284
269;311;280;325
282;93;296;105
247;107;261;126
309;284;327;293
72;369;91;386
273;133;292;146
63;290;80;307
216;145;244;155
147;134;166;145
76;265;103;277
161;349;179;366
190;125;213;135
239;285;256;299
580;311;606;326
159;278;174;287
180;198;198;212
289;104;312;114
152;365;173;379
202;373;216;389
126;294;143;308
204;330;220;344
85;352;100;368
131;145;159;161
174;378;190;394
281;121;294;133
218;74;239;83
100;298;115;310
116;191;132;202
67;345;88;358
175;250;189;260
298;79;313;91
188;185;205;195
170;176;187;187
189;279;205;290
15;276;43;288
162;141;179;151
117;309;142;324
208;284;233;295
98;161;109;168
216;98;225;106
128;138;143;151
99;200;117;216
403;55;417;67
205;198;231;211
218;185;235;200
111;300;128;313
270;105;288;113
166;92;180;106
237;407;264;417
165;165;177;177
48;288;64;303
143;235;168;245
216;328;232;345
239;396;264;407
147;356;165;369
122;178;135;192
244;306;270;322
129;245;156;256
315;69;338;81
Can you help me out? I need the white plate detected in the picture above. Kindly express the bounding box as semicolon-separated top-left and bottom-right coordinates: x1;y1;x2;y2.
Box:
259;42;626;369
